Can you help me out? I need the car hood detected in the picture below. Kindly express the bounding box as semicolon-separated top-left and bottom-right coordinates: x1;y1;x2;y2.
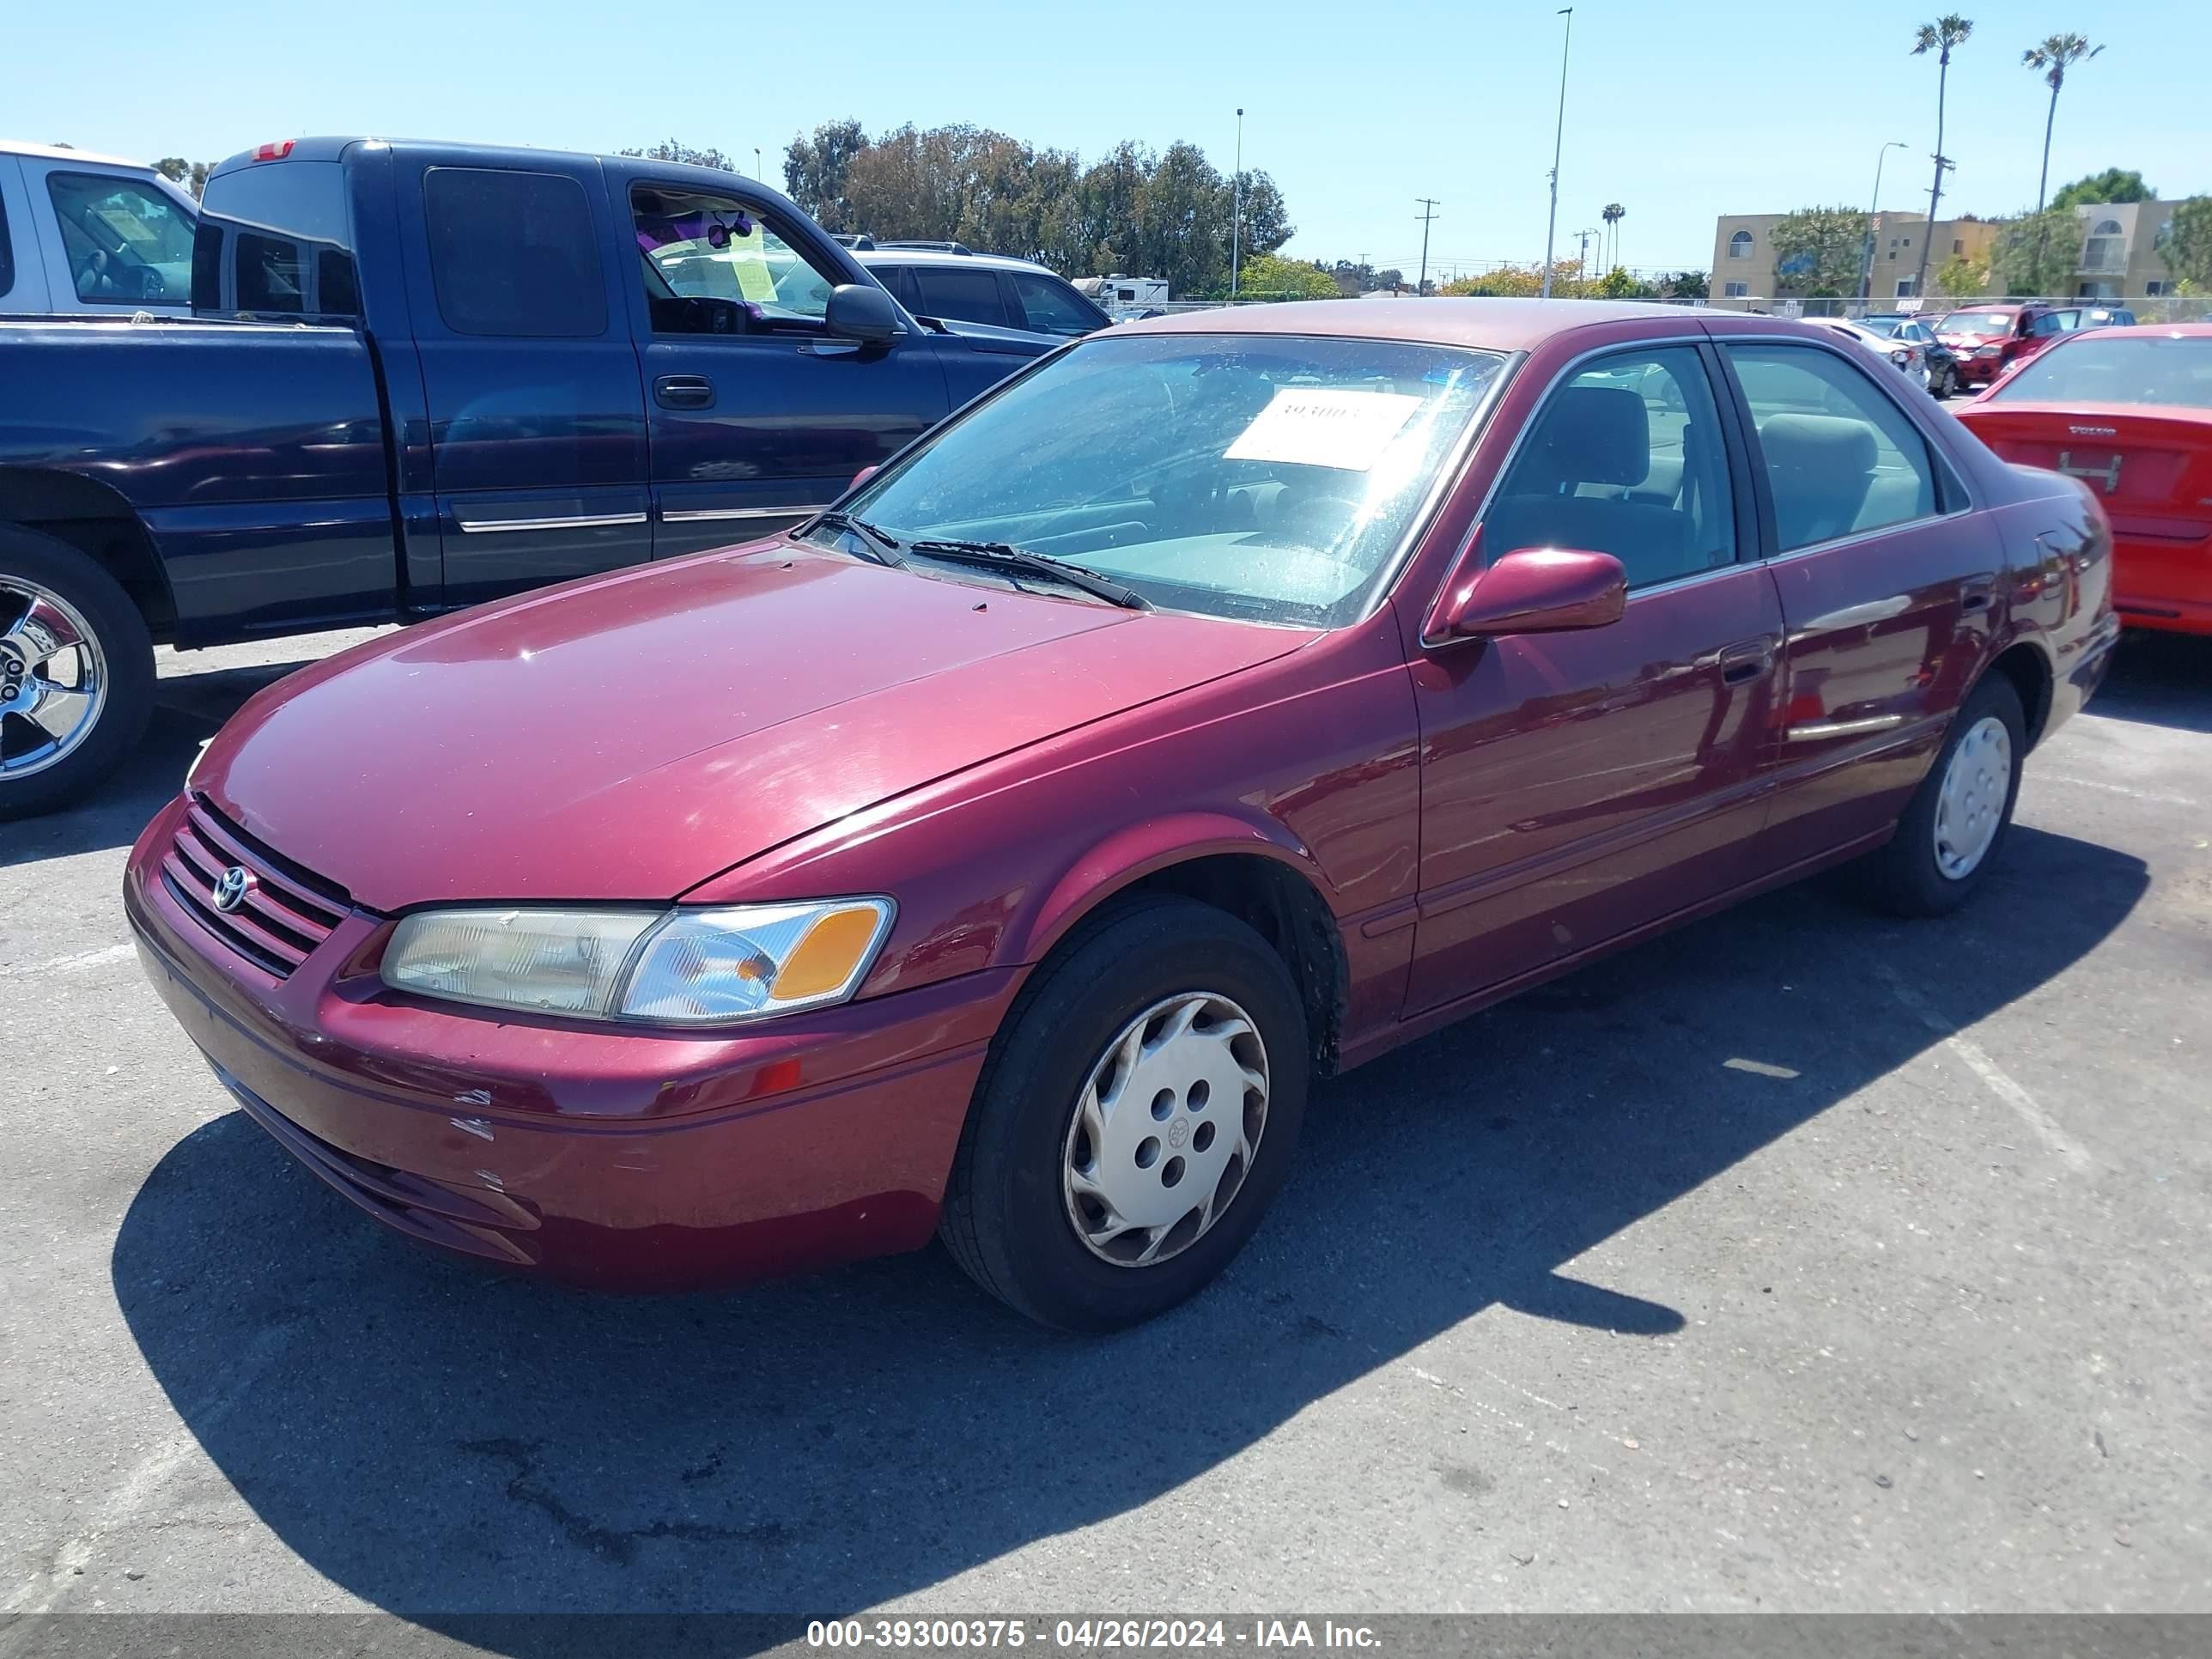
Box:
198;545;1306;911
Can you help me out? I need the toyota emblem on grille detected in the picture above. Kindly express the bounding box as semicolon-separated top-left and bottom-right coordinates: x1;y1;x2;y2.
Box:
211;866;254;914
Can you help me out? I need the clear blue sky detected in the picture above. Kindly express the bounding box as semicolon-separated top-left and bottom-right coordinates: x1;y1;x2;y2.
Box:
8;1;2209;276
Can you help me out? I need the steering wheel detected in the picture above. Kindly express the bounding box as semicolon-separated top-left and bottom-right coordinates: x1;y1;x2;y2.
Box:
133;267;167;301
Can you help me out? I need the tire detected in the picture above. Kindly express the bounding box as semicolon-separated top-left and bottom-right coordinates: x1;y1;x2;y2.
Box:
1850;674;2026;918
0;524;156;821
939;894;1310;1331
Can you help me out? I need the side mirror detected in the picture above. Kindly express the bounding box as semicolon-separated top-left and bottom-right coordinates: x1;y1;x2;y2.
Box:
849;465;878;491
1430;547;1627;641
825;283;900;344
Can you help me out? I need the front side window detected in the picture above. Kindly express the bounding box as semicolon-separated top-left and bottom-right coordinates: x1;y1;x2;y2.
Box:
2028;312;2068;338
633;184;836;332
911;266;1012;328
1012;271;1107;336
1727;344;1938;551
1486;348;1735;590
423;167;605;338
827;333;1505;627
45;172;196;305
1990;335;2212;410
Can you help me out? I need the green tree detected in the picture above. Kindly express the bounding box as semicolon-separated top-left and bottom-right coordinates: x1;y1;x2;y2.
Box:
2021;34;2103;218
1233;254;1339;301
1991;206;2083;295
1934;253;1988;296
1658;270;1708;299
619;138;734;171
1910;15;1975;301
1231;172;1293;258
1769;205;1869;295
1601;202;1625;270
2160;198;2212;289
783;119;867;231
153;157;210;199
2050;167;2154;209
1596;265;1654;299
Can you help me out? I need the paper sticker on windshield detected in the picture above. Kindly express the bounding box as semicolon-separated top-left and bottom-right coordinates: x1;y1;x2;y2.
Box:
717;227;779;304
1224;387;1425;471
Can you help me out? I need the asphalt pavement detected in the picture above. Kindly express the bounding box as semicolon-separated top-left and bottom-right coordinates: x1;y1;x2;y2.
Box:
2;629;2207;1632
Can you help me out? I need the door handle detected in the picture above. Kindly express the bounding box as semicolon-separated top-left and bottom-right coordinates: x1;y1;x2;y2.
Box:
1718;639;1775;684
653;374;715;410
1960;576;1997;614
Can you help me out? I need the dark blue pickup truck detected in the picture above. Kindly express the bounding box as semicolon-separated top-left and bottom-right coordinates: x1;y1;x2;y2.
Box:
0;137;1053;817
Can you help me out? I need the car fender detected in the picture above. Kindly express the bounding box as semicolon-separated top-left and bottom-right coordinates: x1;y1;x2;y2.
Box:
1006;808;1335;970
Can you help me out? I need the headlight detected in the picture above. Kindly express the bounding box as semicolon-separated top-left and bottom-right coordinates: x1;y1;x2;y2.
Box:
1976;343;2003;358
381;898;896;1025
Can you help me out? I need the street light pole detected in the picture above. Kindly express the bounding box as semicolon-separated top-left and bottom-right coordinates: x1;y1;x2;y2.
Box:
1230;107;1244;301
1415;198;1441;295
1858;140;1908;301
1540;7;1574;299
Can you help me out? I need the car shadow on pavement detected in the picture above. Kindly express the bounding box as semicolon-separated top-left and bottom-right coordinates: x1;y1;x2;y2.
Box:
2088;632;2212;736
108;823;2145;1645
0;656;318;870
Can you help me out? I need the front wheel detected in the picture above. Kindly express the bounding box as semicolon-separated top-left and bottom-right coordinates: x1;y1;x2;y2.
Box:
1;526;156;820
939;895;1309;1331
1850;675;2026;917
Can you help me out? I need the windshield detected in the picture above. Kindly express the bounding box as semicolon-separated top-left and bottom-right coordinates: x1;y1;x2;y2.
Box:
1942;312;2015;337
1855;317;1903;337
826;333;1505;627
1991;335;2212;410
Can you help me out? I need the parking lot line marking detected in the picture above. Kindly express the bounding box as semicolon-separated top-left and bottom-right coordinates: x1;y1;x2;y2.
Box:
2038;773;2202;810
0;942;133;978
1875;963;2093;1172
1724;1057;1801;1079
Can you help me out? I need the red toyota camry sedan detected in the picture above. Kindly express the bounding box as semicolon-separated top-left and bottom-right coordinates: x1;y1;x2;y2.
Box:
126;300;2118;1330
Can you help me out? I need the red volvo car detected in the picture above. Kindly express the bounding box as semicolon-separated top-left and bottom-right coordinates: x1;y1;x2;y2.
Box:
126;301;2118;1330
1956;323;2212;635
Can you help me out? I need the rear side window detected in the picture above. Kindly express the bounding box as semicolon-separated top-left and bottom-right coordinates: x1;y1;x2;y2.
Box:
1011;271;1105;336
423;167;605;338
0;190;13;298
196;159;359;319
1727;344;1938;551
911;266;1010;328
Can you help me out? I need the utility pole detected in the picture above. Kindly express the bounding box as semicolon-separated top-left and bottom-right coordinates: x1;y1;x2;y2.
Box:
1231;107;1244;301
1540;7;1574;298
1858;140;1908;301
754;147;763;183
1415;198;1441;295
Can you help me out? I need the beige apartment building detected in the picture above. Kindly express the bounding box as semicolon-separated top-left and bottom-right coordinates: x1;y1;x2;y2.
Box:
1709;202;2178;308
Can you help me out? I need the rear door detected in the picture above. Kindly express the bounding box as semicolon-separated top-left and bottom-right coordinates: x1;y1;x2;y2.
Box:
396;155;652;605
1720;338;2002;862
619;174;951;557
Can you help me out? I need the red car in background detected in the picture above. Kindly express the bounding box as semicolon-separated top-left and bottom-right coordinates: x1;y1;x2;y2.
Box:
1957;323;2212;635
125;300;2118;1331
1935;301;2069;390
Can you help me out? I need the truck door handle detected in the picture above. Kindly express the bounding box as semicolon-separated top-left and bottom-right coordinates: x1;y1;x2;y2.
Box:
1960;576;1996;614
1718;640;1774;684
653;374;715;410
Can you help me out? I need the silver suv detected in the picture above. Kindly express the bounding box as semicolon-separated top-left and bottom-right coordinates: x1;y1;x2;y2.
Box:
848;240;1109;338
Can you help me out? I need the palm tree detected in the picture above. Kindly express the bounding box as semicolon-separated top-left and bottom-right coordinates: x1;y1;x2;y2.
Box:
2024;33;2103;216
1909;15;1973;302
1601;203;1625;271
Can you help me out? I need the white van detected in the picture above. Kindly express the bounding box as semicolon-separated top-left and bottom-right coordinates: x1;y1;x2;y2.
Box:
0;142;198;314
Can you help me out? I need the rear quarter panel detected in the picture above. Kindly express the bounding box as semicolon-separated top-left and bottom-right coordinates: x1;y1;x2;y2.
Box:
0;319;396;639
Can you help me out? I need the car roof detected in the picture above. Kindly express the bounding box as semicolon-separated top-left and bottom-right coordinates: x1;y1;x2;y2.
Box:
855;248;1058;276
1116;297;1766;352
2044;322;2212;340
0;139;154;168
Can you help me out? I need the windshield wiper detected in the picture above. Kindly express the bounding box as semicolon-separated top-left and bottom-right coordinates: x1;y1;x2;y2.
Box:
906;540;1152;610
806;510;905;566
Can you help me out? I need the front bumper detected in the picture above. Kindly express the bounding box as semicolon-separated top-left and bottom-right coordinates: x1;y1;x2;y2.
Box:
125;796;1018;1291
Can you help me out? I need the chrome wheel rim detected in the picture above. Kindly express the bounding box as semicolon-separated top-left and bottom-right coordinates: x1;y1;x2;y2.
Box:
1061;990;1270;1268
0;578;107;780
1933;714;2012;880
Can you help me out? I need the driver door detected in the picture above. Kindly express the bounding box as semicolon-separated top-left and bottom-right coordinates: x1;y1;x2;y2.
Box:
617;173;952;557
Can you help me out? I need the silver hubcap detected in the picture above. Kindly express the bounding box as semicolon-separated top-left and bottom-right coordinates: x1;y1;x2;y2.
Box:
1061;990;1270;1269
0;578;107;779
1934;714;2012;880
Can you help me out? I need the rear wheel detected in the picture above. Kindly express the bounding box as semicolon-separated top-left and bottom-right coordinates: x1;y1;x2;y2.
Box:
0;526;155;820
939;896;1309;1331
1850;675;2025;917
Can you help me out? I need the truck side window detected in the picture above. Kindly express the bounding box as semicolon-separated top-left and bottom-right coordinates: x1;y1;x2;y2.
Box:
631;184;836;335
0;191;13;299
423;167;606;338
